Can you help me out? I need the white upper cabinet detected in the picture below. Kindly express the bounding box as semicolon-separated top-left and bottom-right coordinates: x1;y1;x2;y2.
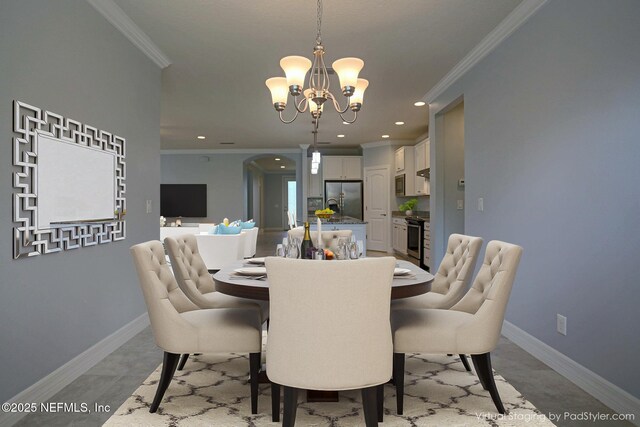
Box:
414;138;430;196
394;147;405;174
322;156;362;180
308;158;323;197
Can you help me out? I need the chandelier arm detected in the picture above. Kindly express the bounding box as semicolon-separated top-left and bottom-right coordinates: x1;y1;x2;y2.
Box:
327;92;351;114
320;54;329;92
338;110;358;124
278;109;300;124
293;95;309;114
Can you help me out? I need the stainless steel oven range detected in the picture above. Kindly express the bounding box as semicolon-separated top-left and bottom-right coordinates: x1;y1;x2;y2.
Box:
406;217;424;261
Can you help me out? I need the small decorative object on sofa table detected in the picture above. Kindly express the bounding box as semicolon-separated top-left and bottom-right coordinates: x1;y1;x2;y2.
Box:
399;198;418;216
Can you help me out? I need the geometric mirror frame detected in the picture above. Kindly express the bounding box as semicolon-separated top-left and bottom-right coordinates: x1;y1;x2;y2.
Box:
12;100;126;259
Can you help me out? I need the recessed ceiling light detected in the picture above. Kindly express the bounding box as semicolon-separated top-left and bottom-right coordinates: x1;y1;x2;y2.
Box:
280;165;285;169
414;101;426;107
197;135;206;139
337;134;345;138
395;121;405;125
275;158;281;161
382;135;390;139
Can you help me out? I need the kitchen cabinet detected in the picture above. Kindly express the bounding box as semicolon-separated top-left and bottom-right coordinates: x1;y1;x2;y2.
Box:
307;158;323;197
414;138;430;196
392;217;407;255
322;156;362;180
394;147;405;174
395;146;416;195
423;221;431;270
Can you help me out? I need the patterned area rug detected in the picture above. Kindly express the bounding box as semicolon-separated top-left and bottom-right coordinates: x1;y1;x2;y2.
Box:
104;344;554;426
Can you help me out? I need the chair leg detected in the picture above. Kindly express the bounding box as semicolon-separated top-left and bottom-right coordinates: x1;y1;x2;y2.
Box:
150;352;180;413
471;356;488;390
376;384;384;422
177;354;189;371
283;386;299;427
459;354;472;371
471;353;505;414
361;386;378;426
249;352;260;414
271;382;281;422
393;352;405;415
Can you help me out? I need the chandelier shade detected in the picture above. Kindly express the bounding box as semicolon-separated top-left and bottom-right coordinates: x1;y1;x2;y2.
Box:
280;56;312;92
350;78;369;106
331;57;364;95
265;77;289;108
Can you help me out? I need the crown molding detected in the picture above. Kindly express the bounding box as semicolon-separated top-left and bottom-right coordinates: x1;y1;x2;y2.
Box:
415;131;430;143
161;148;301;155
360;140;410;149
87;0;171;69
423;0;548;103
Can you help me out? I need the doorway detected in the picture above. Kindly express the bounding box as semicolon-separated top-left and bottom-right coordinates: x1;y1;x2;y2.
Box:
364;165;390;252
282;176;297;230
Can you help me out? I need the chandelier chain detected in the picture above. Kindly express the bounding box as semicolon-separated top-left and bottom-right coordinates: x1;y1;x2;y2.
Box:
316;0;323;45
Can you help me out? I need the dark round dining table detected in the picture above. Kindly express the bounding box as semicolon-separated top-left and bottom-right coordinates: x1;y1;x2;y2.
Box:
213;258;434;301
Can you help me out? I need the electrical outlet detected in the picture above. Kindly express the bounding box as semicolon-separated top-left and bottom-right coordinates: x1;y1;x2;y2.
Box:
557;314;567;336
146;200;152;214
477;197;484;212
457;200;464;210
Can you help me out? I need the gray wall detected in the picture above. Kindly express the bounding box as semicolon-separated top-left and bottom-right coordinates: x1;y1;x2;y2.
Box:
441;101;465;236
161;153;302;224
0;0;161;403
429;0;640;397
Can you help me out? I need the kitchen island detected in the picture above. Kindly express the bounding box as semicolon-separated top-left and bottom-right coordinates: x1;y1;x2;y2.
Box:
300;216;368;254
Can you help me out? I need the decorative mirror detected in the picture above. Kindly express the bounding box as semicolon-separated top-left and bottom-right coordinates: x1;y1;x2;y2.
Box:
12;100;126;259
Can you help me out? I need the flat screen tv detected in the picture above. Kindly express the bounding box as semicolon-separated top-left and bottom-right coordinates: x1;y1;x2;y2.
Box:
160;184;207;217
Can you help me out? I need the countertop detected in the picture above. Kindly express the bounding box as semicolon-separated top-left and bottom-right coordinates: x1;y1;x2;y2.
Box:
302;215;368;225
391;210;430;221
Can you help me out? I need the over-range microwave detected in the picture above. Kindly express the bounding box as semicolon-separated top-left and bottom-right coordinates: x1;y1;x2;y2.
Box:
395;174;406;196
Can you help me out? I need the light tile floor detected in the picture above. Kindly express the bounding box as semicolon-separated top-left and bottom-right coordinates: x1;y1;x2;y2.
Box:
15;231;634;427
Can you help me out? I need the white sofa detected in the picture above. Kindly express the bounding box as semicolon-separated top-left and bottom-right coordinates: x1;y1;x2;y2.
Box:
196;232;247;270
160;226;199;240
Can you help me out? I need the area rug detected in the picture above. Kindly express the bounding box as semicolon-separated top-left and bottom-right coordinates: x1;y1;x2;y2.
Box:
105;346;554;426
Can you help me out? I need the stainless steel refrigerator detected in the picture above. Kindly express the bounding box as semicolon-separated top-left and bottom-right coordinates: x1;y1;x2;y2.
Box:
325;181;364;220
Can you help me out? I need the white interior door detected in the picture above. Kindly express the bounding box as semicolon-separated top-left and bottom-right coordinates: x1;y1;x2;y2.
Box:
364;166;390;252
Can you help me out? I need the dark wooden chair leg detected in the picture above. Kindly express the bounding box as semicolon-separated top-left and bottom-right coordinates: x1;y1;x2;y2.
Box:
459;354;472;371
471;353;505;414
361;386;378;426
376;384;384;422
393;352;405;415
150;352;180;413
177;354;189;371
271;382;281;422
283;386;299;427
471;355;488;390
249;352;260;414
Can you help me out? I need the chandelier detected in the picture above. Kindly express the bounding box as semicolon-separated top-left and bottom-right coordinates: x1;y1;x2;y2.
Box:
310;120;321;175
265;0;369;125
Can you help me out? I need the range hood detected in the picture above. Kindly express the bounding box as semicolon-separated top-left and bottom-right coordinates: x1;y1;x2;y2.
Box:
417;168;430;179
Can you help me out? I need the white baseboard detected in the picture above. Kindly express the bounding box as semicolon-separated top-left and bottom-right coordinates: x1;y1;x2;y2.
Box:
502;321;640;425
0;313;150;427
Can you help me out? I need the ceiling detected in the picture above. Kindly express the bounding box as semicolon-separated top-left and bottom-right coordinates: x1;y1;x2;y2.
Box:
252;156;296;172
114;0;522;149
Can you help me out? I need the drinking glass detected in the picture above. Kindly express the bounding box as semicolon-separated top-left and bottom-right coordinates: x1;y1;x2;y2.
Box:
348;242;359;259
287;239;299;259
357;240;365;258
275;244;285;257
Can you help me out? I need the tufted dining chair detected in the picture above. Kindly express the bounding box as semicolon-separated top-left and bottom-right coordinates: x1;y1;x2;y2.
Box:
391;234;483;371
391;240;523;415
130;241;263;414
266;256;396;426
164;234;268;373
287;228;353;253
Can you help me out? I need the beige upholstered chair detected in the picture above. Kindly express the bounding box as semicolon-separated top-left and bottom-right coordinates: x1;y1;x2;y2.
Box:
130;241;263;414
392;234;483;371
165;234;268;321
392;240;523;415
266;257;396;426
241;227;259;258
287;228;353;253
